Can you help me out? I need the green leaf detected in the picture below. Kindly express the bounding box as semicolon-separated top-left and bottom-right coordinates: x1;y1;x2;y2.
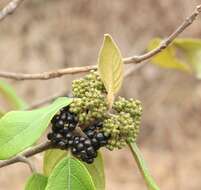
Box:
84;152;105;190
98;34;124;108
147;38;191;72
0;80;28;110
45;156;96;190
43;149;67;176
128;143;160;190
24;173;47;190
174;39;201;78
43;149;105;190
0;97;72;160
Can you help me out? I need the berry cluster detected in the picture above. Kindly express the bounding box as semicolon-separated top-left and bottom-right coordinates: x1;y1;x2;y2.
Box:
70;71;108;124
47;71;143;163
102;97;143;150
47;107;109;164
103;112;139;150
113;97;142;124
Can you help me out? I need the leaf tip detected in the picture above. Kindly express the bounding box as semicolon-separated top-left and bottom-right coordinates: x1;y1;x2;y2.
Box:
104;33;113;42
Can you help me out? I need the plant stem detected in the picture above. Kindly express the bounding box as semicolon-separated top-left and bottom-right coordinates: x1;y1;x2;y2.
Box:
0;141;53;168
128;142;160;190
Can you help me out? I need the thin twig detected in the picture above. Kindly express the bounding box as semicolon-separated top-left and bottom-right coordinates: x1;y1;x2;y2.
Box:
28;91;69;110
0;0;25;21
0;141;53;168
123;5;201;64
0;65;97;80
0;4;200;80
17;155;36;173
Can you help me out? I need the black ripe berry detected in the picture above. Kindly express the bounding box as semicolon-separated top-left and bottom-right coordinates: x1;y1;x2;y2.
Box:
76;143;84;151
47;106;78;148
96;133;105;141
84;139;92;147
47;106;110;164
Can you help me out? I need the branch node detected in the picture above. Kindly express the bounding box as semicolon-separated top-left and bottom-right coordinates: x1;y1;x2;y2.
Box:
17;155;36;173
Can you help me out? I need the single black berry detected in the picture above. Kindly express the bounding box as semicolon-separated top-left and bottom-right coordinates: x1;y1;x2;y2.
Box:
80;137;86;142
85;158;94;164
86;147;95;156
84;139;92;147
68;139;74;146
60;112;67;120
58;141;66;149
68;123;76;131
96;133;105;141
47;133;53;140
77;143;84;152
61;127;69;134
86;130;95;138
66;133;73;139
72;147;78;154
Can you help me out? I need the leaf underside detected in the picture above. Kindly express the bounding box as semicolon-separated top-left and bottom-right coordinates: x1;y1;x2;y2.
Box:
98;34;124;107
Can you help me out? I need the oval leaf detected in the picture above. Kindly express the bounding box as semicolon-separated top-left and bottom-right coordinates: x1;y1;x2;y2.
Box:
147;38;191;72
0;97;72;160
129;143;160;190
43;149;67;176
43;149;105;190
24;173;47;190
84;152;105;190
45;156;96;190
98;34;124;107
0;80;27;110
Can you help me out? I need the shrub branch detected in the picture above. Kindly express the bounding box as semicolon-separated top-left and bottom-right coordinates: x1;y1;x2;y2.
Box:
0;4;200;80
0;141;53;168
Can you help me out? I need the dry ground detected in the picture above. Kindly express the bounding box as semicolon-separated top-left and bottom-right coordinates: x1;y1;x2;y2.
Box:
0;0;201;189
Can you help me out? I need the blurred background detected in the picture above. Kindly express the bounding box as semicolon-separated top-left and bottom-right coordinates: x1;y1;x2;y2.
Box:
0;0;201;189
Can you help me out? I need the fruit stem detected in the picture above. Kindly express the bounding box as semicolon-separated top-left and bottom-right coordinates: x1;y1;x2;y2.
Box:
128;142;160;190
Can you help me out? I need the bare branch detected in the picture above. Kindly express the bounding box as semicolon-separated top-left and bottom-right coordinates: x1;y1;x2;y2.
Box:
0;4;200;80
0;65;97;80
123;4;201;64
0;0;25;21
